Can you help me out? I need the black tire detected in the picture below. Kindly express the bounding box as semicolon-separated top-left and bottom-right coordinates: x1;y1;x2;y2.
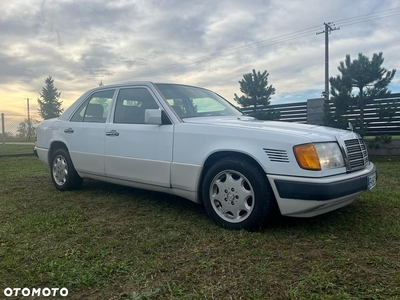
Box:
202;156;277;230
50;148;83;191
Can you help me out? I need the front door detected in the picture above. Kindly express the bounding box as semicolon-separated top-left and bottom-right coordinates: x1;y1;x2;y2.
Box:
104;87;173;187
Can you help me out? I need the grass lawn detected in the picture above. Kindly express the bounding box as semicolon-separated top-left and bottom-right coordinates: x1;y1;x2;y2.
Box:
0;144;34;155
0;156;399;299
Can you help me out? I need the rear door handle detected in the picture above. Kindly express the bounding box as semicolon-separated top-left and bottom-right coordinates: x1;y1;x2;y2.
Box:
105;130;119;136
64;128;74;133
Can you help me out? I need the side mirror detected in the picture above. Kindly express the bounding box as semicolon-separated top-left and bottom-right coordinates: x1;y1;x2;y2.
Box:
145;109;162;125
145;109;172;125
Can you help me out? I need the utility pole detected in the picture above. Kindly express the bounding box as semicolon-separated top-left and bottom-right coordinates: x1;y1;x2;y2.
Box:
27;98;31;140
27;98;30;121
317;22;339;100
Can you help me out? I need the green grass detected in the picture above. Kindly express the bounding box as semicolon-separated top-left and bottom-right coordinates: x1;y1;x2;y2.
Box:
0;144;34;155
1;136;36;142
364;135;400;140
0;156;399;299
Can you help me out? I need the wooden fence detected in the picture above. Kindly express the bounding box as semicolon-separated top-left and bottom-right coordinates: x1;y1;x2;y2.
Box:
241;101;307;123
241;93;400;136
326;93;400;136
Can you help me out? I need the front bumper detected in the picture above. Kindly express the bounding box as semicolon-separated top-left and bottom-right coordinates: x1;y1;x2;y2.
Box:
267;163;377;217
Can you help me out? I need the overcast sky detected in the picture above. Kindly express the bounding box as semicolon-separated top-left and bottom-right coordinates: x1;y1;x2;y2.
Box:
1;0;400;118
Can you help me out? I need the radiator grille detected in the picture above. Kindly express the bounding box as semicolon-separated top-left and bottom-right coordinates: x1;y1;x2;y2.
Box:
263;148;289;163
344;138;369;171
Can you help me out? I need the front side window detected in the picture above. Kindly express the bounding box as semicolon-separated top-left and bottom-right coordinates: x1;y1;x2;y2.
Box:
114;88;159;124
70;89;115;123
156;84;242;119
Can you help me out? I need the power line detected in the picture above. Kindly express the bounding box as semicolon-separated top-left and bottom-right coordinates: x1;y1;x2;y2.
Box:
107;27;322;84
336;11;400;28
332;6;400;24
205;25;323;58
105;7;400;85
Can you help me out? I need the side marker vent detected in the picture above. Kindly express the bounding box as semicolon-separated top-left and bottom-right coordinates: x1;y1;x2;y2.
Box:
263;148;289;163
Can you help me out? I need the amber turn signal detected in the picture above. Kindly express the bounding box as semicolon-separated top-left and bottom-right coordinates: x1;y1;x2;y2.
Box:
293;144;321;170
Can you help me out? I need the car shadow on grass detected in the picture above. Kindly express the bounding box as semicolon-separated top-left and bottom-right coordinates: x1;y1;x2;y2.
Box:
80;179;206;214
76;179;367;233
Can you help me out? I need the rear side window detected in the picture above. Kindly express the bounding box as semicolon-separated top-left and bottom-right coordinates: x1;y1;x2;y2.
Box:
71;89;115;123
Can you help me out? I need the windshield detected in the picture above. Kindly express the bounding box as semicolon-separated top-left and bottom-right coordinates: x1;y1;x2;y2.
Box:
155;84;242;119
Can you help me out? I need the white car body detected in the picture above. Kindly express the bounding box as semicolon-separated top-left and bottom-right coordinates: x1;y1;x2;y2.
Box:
35;82;377;229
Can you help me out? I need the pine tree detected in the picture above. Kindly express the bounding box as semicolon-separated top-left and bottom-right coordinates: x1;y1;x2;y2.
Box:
37;76;63;119
234;69;277;120
329;52;396;135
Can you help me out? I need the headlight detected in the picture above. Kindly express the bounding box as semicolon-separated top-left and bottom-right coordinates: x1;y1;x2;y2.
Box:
294;142;345;171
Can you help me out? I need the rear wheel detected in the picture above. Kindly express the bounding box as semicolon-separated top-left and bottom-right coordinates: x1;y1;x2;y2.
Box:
51;148;83;191
202;157;276;230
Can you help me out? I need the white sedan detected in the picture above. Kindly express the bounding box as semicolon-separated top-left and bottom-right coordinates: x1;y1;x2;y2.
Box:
34;82;377;230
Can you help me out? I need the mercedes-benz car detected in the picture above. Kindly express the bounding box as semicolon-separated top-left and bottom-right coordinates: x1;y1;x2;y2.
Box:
34;82;377;230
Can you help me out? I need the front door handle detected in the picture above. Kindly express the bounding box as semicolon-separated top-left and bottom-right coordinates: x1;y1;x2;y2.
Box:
105;130;119;136
64;128;74;133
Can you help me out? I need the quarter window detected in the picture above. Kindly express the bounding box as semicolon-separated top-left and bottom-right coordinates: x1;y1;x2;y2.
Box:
70;89;115;123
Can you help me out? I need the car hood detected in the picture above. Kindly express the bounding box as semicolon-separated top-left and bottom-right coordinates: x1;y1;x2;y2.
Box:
183;116;355;142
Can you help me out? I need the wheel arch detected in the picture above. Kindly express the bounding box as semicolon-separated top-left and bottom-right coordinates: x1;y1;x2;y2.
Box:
48;141;69;165
197;150;267;201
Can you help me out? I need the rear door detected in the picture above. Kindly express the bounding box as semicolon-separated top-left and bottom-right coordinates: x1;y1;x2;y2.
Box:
63;89;115;176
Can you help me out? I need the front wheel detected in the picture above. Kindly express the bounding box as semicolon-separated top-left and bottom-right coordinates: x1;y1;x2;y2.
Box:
51;148;83;191
202;157;277;230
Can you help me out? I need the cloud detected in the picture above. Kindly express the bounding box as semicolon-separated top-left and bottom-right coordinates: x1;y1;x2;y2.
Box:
0;0;399;116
